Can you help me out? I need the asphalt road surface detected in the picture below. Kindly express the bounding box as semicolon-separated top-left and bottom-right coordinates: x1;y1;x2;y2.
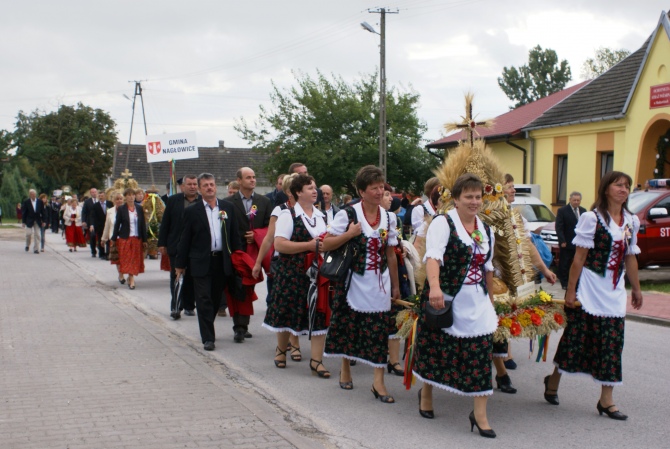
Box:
4;228;669;448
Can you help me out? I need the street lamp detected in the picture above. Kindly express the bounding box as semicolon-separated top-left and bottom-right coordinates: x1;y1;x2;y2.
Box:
360;18;387;181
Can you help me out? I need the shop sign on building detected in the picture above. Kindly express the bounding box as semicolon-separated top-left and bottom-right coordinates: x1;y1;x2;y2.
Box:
650;83;670;109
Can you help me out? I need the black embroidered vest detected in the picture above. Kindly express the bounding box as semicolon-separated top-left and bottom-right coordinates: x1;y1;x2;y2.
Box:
344;206;391;275
584;212;626;283
432;214;492;296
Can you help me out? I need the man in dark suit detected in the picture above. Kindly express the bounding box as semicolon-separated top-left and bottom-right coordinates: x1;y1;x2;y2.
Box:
158;175;201;319
265;174;285;208
49;196;61;233
555;191;587;289
320;184;340;224
175;173;241;351
91;190;113;259
22;189;45;254
224;166;272;342
81;188;99;258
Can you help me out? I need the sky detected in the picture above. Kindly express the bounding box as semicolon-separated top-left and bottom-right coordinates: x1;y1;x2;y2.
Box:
0;0;665;149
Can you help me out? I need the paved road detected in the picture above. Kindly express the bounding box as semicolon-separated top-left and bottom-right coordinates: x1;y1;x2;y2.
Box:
2;228;670;448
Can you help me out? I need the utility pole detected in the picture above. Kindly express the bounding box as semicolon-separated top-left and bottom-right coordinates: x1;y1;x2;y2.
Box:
125;80;154;186
365;7;398;181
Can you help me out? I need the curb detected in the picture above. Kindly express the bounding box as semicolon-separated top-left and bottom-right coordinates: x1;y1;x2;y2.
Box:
626;313;670;328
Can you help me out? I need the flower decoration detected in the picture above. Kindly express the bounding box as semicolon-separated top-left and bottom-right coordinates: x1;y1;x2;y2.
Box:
248;204;258;218
379;229;388;242
219;210;228;221
493;288;567;343
471;229;484;248
484;209;491;215
495;183;503;193
484;184;493;194
439;186;452;202
623;224;632;246
539;290;552;303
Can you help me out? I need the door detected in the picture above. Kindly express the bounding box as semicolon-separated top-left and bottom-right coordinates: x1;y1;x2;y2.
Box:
643;194;670;265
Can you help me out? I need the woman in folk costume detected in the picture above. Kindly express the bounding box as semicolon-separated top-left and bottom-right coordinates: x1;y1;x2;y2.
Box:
111;188;147;290
263;174;331;377
64;198;86;251
101;191;126;284
413;173;498;438
323;165;401;402
544;171;643;420
253;173;303;360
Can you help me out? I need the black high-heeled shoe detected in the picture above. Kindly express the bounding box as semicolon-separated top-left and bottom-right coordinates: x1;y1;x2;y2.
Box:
339;372;353;390
495;374;517;394
418;388;433;419
309;359;331;378
468;411;496;438
597;402;628;420
387;362;404;376
371;385;395;403
274;346;287;369
543;375;559;405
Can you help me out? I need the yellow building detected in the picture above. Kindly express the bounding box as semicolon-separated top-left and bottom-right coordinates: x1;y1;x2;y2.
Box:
428;10;670;212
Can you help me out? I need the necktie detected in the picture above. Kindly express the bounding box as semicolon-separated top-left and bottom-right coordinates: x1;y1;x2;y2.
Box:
573;208;579;219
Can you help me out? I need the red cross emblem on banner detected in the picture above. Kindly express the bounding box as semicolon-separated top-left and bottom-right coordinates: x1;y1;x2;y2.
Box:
148;142;161;155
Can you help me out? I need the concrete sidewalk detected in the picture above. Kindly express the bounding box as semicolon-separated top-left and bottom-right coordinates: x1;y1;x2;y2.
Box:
0;227;324;449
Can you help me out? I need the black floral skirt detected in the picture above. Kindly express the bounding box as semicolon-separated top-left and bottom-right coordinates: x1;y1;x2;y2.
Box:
388;302;405;338
413;320;494;396
553;307;625;385
263;259;327;335
324;285;392;367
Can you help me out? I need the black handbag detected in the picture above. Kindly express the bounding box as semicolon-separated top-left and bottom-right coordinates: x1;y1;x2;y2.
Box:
424;293;455;329
319;211;358;283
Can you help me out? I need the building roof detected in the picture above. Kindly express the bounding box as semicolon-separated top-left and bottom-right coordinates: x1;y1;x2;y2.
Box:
111;141;271;190
525;10;670;130
426;81;590;149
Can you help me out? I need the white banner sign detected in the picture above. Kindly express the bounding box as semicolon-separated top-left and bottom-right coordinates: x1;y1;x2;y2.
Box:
145;131;199;163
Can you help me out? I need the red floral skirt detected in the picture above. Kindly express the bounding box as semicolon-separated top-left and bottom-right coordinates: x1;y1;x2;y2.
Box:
65;224;86;247
116;237;145;276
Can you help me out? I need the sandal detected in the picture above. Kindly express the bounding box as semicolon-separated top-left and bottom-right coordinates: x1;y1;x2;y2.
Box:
290;346;302;362
274;346;287;369
310;359;331;378
339;372;353;390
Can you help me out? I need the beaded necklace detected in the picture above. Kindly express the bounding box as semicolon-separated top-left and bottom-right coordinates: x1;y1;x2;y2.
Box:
361;200;381;228
302;204;317;228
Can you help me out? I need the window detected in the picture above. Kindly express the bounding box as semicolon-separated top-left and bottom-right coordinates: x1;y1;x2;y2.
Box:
555;155;568;205
600;152;614;180
652;197;670;218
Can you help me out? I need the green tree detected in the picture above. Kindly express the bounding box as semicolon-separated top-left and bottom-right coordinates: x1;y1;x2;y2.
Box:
581;47;631;80
235;71;435;194
498;45;572;108
0;129;12;189
13;103;117;194
0;166;29;220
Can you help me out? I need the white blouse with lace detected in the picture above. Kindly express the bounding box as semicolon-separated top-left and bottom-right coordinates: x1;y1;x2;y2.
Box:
423;209;498;338
572;210;640;318
329;202;398;313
